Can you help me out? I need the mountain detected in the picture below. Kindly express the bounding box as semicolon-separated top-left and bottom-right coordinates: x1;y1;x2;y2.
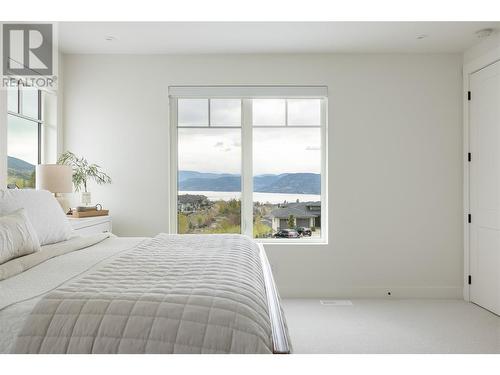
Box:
179;176;241;192
178;171;320;194
7;156;35;188
253;174;282;191
255;173;320;194
8;156;35;174
178;171;237;182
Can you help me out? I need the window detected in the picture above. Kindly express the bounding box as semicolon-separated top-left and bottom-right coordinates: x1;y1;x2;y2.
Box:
171;87;327;242
7;82;43;189
177;99;242;234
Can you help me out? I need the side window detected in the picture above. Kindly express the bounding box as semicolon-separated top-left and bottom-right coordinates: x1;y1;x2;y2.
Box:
7;82;42;189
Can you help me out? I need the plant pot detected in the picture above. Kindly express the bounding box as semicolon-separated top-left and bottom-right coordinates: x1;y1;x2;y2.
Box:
81;192;92;206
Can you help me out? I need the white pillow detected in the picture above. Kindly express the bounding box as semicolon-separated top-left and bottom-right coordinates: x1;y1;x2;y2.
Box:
0;209;41;264
0;190;74;246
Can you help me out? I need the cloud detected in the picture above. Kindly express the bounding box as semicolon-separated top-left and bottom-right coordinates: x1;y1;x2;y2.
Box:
179;127;319;175
305;146;320;151
214;141;233;152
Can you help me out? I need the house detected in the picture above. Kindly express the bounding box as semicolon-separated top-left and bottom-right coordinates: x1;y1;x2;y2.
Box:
177;194;211;213
270;201;321;231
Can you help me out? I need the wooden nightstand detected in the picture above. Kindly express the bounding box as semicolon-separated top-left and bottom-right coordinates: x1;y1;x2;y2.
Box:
68;216;112;236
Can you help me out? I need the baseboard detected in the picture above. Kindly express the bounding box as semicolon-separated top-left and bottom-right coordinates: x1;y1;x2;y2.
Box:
279;286;463;299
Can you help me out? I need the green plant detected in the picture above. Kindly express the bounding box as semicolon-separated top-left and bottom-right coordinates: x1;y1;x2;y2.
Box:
57;151;112;192
288;214;296;229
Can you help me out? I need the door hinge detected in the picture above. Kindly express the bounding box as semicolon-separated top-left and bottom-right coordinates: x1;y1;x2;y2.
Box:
468;91;471;101
468;152;471;162
468;275;472;285
468;214;472;223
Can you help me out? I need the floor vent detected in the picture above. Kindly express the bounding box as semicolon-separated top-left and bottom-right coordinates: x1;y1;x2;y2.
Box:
320;300;353;306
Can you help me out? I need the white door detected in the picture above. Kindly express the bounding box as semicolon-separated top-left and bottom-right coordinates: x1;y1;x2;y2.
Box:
469;61;500;315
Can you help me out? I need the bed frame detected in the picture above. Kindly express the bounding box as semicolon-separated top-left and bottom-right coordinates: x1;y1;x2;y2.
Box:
258;243;291;354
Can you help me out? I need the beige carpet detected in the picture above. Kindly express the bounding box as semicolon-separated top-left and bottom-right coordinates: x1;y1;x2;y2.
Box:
282;299;500;353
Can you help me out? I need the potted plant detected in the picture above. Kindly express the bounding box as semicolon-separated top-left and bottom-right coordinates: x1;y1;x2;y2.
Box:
57;151;112;206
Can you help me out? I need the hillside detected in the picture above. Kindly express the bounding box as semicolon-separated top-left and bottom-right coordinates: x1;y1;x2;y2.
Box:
255;173;320;194
7;156;35;188
178;171;320;194
179;176;241;192
178;171;237;182
8;156;35;174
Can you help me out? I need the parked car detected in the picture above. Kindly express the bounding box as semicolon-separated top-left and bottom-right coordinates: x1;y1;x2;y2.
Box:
296;227;312;236
274;229;300;238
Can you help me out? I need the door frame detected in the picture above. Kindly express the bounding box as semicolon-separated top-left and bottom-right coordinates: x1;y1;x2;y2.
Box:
463;46;500;302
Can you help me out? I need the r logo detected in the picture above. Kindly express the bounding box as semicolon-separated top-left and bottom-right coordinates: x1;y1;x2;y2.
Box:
2;24;53;75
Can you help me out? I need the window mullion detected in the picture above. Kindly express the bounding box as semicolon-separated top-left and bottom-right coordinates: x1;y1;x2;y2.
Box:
241;99;253;237
18;83;22;114
169;97;179;234
37;90;42;164
320;98;328;244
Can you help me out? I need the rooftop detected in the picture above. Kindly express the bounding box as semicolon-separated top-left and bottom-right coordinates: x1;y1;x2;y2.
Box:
271;201;321;219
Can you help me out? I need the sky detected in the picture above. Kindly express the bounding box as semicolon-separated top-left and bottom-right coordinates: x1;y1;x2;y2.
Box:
7;115;39;165
177;99;322;175
178;128;321;175
7;86;40;165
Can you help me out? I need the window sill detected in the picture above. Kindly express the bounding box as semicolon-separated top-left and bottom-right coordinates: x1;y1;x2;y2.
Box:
255;238;328;246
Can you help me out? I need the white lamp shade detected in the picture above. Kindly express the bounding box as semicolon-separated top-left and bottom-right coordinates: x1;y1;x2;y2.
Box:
36;164;73;193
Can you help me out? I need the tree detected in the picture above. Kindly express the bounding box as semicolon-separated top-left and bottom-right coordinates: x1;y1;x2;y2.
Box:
28;170;36;188
178;214;189;234
288;214;296;229
196;215;204;227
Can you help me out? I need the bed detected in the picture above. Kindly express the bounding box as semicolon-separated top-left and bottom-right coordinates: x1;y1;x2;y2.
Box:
0;233;291;354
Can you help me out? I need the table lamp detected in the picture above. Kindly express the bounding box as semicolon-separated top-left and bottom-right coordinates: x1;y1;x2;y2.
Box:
36;164;73;213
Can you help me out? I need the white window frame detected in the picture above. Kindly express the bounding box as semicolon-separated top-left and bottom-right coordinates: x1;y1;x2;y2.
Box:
168;86;328;244
7;82;44;164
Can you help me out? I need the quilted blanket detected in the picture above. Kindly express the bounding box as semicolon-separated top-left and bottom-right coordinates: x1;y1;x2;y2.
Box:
13;234;273;354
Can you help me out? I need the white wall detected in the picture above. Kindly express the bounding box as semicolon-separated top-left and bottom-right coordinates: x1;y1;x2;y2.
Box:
63;53;463;298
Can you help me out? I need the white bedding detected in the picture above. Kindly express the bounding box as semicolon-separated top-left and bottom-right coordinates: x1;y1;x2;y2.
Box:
0;237;145;353
12;234;273;354
2;234;276;354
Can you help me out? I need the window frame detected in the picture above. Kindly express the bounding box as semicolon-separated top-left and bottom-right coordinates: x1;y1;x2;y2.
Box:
169;88;328;245
7;82;43;166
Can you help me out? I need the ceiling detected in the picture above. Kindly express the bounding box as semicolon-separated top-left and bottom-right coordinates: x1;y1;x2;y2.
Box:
58;22;500;54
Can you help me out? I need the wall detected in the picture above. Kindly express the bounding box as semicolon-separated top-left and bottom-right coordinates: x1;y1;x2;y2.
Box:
63;53;463;298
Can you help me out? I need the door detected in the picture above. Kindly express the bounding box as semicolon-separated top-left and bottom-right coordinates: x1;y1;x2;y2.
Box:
469;61;500;315
296;218;309;227
279;219;288;229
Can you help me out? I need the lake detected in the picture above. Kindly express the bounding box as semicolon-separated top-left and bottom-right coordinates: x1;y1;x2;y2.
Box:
179;191;320;204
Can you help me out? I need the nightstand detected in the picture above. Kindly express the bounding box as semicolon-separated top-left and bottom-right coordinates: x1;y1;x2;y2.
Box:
68;216;112;236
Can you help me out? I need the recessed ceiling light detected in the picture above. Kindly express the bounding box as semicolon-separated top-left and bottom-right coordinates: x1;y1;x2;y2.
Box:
416;34;428;40
475;28;495;39
104;36;117;42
